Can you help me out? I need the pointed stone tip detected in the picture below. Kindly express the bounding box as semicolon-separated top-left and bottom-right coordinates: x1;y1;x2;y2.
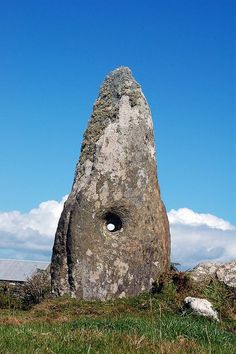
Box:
106;66;133;81
98;66;140;101
110;66;132;75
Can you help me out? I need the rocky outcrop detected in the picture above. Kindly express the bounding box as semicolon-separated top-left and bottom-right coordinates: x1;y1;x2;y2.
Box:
51;67;170;300
216;261;236;288
184;297;219;321
189;260;236;288
189;262;220;283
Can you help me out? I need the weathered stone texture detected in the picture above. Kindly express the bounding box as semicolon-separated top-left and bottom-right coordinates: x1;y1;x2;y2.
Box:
216;260;236;288
189;260;236;289
51;67;170;300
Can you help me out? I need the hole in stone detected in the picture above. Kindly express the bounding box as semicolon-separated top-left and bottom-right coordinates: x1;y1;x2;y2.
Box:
105;212;122;232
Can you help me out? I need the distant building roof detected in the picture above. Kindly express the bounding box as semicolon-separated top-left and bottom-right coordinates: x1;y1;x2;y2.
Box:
0;259;50;282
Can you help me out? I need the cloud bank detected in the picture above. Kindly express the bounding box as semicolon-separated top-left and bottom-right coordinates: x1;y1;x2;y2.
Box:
169;208;236;269
0;196;67;261
0;198;235;268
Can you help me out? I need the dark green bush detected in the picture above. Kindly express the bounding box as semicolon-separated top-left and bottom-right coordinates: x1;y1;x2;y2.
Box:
0;270;51;310
21;270;51;309
0;282;22;309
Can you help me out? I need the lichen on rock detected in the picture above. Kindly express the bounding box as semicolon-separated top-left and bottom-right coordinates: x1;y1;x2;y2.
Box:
51;67;170;300
189;260;236;289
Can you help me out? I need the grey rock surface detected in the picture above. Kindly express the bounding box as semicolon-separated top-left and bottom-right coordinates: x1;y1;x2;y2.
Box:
189;260;236;288
216;260;236;288
51;67;170;300
189;262;220;283
184;297;219;321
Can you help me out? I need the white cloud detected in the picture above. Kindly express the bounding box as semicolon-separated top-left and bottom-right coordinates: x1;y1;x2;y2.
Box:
0;198;235;269
168;208;235;231
168;208;236;269
0;196;67;261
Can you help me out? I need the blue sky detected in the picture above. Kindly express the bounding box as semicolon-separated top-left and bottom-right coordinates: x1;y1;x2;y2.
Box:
0;1;235;264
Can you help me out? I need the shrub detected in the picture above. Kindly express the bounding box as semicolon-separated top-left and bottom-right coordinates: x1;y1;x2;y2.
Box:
0;282;22;309
21;270;51;309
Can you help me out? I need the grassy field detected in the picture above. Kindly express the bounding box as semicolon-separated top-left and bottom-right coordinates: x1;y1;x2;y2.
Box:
0;275;235;353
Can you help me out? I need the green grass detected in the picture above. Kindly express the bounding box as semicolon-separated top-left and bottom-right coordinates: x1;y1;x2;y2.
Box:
0;296;235;353
0;275;235;353
0;312;235;353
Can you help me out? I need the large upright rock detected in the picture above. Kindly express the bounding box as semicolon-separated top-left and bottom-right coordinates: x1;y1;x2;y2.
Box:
51;67;170;300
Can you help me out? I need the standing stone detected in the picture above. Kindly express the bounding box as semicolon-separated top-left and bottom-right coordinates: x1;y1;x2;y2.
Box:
51;67;170;300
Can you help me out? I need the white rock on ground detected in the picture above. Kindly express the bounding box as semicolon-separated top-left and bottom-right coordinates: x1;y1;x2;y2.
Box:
184;297;219;321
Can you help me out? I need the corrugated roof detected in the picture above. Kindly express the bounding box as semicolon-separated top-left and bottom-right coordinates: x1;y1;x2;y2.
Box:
0;259;50;282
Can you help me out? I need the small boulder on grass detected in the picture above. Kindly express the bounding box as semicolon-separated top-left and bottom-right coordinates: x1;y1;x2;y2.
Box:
184;297;219;321
189;260;236;288
188;262;220;283
216;260;236;288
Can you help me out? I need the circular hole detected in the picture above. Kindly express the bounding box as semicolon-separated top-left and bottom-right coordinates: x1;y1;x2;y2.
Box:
107;223;115;231
105;212;122;232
